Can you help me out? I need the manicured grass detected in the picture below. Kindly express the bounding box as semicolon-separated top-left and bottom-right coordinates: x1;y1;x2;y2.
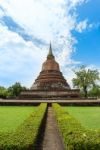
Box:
53;104;100;150
0;106;36;132
0;104;47;150
63;106;100;130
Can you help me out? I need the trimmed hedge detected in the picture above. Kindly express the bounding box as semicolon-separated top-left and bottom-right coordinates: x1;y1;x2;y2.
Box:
0;103;47;150
53;104;100;150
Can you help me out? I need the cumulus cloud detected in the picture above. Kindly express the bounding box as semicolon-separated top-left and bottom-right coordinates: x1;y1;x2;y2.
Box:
69;0;89;7
0;23;47;87
75;19;92;32
0;0;92;87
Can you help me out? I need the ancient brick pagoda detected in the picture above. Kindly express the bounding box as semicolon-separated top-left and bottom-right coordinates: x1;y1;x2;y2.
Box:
20;44;80;99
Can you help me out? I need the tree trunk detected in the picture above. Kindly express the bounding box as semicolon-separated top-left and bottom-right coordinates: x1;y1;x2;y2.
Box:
83;86;88;99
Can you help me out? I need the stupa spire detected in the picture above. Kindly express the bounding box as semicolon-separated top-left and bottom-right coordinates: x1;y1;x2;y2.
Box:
47;42;54;59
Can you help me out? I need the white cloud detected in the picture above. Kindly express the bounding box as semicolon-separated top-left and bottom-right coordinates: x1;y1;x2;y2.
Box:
69;0;89;7
0;8;4;17
0;23;47;87
75;19;92;32
0;0;92;87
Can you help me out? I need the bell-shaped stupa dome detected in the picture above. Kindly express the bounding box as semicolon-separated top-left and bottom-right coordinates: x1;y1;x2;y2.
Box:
42;43;60;71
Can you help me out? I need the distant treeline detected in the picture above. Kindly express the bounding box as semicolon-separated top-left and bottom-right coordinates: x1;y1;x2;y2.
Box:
0;82;27;99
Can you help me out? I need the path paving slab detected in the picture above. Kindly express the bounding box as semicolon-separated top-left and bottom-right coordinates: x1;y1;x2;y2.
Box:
42;106;64;150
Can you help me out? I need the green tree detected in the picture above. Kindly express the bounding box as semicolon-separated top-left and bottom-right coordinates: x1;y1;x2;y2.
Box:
72;66;100;98
8;82;26;98
88;85;100;98
0;86;8;98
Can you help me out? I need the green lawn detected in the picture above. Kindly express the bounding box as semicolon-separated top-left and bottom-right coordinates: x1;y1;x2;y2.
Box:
63;107;100;130
0;106;36;132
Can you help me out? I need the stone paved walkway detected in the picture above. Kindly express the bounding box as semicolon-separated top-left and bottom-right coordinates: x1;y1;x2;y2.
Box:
42;106;64;150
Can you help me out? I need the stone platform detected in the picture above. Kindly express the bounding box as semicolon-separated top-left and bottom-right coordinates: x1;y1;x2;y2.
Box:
0;99;100;106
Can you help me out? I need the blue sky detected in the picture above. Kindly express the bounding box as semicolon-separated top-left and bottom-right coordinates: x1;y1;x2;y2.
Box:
72;0;100;67
0;0;100;88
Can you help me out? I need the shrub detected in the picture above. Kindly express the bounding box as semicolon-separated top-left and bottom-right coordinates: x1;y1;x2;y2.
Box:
0;103;47;150
53;104;100;150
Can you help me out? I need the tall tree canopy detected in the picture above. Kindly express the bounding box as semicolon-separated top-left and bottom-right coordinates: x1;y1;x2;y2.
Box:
72;66;100;98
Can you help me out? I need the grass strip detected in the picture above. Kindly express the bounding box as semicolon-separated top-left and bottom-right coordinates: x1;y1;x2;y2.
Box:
63;107;100;130
0;106;36;132
53;103;100;150
0;103;47;150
